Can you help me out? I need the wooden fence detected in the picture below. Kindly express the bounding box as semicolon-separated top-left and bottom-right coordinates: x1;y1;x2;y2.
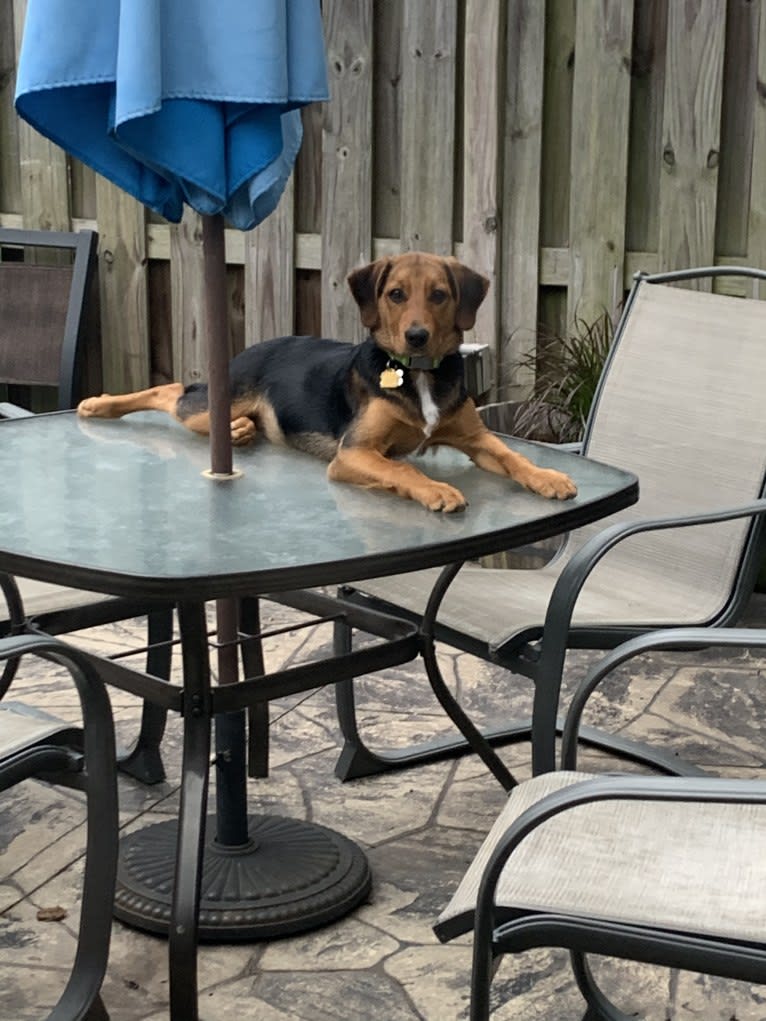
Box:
2;0;765;401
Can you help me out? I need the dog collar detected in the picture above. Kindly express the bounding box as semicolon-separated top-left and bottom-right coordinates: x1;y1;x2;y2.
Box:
392;354;442;370
379;354;441;389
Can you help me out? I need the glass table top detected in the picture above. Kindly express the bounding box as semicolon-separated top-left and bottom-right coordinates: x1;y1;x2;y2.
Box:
0;412;637;599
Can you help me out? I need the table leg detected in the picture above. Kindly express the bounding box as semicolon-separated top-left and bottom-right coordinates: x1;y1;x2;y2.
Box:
113;598;371;1018
169;602;212;1019
241;596;269;778
213;597;249;845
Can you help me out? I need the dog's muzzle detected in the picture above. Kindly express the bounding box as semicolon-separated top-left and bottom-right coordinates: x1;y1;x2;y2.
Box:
404;325;429;350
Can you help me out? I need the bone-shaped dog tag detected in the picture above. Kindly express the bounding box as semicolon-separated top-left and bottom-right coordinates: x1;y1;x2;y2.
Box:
380;367;404;388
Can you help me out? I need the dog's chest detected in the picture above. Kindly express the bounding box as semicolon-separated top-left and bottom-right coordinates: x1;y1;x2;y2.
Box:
413;372;440;437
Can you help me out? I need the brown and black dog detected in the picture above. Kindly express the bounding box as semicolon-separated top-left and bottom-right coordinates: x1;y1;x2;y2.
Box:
78;252;576;511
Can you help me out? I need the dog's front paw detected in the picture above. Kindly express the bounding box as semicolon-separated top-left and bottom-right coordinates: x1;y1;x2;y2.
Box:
418;481;468;513
77;394;121;419
527;468;577;500
231;416;257;446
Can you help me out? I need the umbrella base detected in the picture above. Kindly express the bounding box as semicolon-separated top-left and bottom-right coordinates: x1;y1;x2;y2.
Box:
114;814;371;940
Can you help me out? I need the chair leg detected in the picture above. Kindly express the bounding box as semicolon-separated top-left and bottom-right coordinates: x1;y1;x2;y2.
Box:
469;943;498;1021
333;613;392;780
45;648;118;1021
83;993;110;1020
117;607;173;784
570;951;637;1021
333;575;517;790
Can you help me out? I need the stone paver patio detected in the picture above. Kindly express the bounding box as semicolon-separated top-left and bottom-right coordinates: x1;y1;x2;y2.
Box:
2;594;766;1020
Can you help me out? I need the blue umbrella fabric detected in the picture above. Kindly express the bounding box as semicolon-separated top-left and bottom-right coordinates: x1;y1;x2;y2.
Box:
15;0;328;230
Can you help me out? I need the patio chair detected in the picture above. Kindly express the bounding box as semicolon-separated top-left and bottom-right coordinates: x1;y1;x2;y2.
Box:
0;633;118;1021
0;228;173;784
0;226;101;412
435;627;766;1021
333;267;766;786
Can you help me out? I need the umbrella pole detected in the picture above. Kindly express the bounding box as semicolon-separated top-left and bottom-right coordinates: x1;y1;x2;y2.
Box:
202;213;249;847
202;213;233;478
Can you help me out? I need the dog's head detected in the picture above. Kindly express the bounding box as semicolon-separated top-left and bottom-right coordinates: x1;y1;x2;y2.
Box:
347;252;489;362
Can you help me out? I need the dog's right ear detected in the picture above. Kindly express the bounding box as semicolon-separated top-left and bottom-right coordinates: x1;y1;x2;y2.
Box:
347;258;392;330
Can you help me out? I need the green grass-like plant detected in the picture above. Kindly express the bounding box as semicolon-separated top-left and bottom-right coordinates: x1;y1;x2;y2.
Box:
514;310;614;443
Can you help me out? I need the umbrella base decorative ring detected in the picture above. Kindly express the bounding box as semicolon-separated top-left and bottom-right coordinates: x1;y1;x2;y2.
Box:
114;814;371;940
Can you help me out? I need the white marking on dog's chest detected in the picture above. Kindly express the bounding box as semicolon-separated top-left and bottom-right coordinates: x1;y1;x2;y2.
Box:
414;372;440;437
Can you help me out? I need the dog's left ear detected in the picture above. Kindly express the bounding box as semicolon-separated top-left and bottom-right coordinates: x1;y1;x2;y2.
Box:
446;259;490;331
347;258;392;330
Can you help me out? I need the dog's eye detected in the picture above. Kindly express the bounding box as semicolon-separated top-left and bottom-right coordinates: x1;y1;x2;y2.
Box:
430;289;448;305
388;287;406;303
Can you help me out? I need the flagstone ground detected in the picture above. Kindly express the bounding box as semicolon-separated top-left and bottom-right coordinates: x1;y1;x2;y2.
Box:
2;594;766;1020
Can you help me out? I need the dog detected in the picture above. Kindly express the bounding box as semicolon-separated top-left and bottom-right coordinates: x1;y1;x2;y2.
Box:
78;252;576;511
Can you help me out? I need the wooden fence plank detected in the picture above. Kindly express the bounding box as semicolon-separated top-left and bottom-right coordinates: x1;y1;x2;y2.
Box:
70;162;98;222
715;0;758;258
373;0;403;239
321;0;373;341
538;0;576;344
540;0;575;248
625;0;667;255
500;0;545;400
567;0;634;324
245;176;296;344
13;0;69;232
0;2;21;214
95;177;150;392
657;0;726;286
170;208;207;384
295;104;323;235
399;0;457;254
462;0;501;369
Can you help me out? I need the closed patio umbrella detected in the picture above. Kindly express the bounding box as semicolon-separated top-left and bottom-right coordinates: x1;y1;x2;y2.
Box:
16;0;329;475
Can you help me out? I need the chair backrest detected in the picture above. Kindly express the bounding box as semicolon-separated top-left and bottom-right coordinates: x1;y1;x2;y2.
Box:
578;268;766;621
0;228;100;410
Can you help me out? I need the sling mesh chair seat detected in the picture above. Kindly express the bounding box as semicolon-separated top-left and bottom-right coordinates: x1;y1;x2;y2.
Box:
338;267;766;781
435;628;766;1021
0;228;173;784
0;633;118;1021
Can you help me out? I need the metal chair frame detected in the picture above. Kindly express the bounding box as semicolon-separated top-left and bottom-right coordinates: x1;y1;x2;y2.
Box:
0;634;118;1021
332;267;766;789
453;628;766;1021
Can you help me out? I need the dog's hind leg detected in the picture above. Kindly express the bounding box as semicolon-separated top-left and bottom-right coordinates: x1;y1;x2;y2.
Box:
176;390;259;446
79;383;260;446
78;383;185;420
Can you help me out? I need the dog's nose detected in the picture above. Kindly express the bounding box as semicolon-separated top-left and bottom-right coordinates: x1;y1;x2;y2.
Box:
405;325;429;349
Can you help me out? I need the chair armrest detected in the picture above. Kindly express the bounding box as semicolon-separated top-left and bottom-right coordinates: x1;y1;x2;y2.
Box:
560;626;766;767
537;440;583;453
0;632;113;699
0;402;34;419
0;574;26;697
523;499;766;773
0;634;116;775
542;499;766;650
0;573;24;629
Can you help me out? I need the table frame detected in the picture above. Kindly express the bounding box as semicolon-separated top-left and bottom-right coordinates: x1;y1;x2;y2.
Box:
0;411;638;1019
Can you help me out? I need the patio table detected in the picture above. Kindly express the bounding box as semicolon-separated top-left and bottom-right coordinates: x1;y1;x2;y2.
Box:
0;409;637;1020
